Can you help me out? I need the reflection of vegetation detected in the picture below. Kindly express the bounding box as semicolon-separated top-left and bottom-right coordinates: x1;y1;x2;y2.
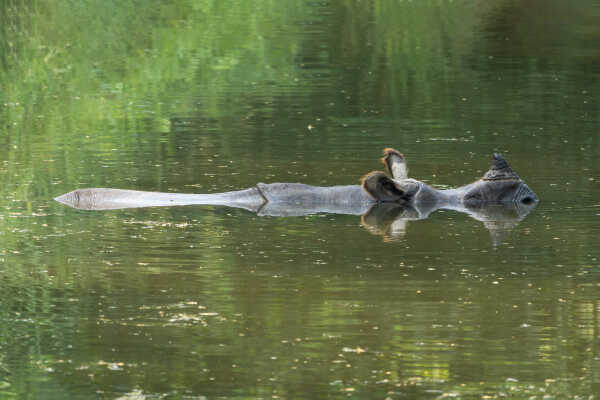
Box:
1;0;303;112
1;0;307;202
2;0;599;195
2;0;600;398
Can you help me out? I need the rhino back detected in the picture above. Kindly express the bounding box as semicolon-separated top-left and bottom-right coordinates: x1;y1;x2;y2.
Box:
257;183;373;205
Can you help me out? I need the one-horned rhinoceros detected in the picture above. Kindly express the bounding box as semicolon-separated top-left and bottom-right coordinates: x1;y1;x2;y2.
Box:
54;149;538;216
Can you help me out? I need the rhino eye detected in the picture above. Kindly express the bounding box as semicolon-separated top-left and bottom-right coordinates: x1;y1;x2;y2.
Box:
466;192;482;201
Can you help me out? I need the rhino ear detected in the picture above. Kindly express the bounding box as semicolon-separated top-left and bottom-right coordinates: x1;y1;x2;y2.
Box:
483;153;520;181
361;171;406;202
381;148;408;180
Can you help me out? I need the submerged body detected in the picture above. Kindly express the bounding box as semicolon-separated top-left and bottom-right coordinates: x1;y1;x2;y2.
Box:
55;184;373;215
55;151;538;216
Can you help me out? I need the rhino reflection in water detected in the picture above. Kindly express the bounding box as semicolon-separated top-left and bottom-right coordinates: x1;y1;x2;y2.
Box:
55;149;538;244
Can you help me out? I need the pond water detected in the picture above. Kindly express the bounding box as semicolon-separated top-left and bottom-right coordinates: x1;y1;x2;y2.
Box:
1;1;600;398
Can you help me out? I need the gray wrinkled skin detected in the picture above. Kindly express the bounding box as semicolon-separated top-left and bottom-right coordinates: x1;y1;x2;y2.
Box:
54;184;374;214
55;153;537;212
54;153;538;243
54;152;537;244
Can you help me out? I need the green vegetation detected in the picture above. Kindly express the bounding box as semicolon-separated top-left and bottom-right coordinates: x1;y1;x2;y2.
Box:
1;0;600;398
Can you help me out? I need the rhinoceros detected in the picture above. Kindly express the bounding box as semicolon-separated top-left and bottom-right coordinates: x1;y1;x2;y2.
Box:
55;149;538;216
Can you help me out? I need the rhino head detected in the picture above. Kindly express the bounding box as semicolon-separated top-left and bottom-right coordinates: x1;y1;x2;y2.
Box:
361;150;538;206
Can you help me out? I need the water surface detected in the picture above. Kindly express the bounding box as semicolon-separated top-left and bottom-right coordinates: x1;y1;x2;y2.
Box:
1;0;600;398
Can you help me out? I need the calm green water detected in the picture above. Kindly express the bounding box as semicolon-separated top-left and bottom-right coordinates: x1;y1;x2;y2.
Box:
2;1;600;398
